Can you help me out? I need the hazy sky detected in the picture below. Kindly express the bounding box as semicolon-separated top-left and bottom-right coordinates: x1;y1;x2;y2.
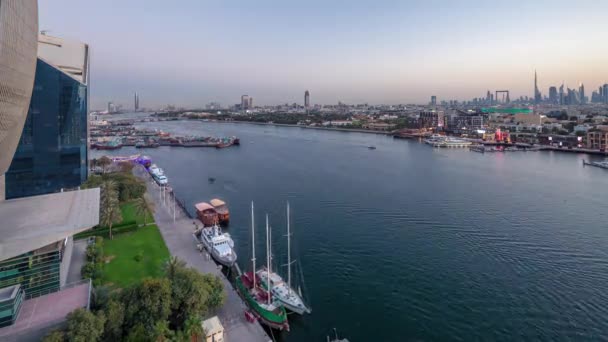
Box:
40;0;608;109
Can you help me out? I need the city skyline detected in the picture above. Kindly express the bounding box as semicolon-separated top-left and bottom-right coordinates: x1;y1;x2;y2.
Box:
40;0;608;108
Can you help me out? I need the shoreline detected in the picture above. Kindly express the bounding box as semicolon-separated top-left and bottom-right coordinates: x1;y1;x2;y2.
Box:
186;119;392;135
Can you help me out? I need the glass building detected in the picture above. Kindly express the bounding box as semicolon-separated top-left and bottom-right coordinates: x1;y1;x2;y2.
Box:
5;57;88;199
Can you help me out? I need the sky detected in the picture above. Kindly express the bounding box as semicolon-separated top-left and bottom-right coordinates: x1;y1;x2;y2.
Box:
40;0;608;109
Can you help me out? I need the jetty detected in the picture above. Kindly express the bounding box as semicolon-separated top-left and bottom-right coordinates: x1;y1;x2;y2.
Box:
132;164;270;342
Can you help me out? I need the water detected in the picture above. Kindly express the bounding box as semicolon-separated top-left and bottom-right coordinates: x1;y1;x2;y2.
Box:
94;119;608;341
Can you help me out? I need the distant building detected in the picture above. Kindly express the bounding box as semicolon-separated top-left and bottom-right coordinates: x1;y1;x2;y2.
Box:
430;95;437;106
587;128;608;150
6;33;90;199
604;84;608;104
248;97;253;109
534;70;541;104
446;114;484;130
579;83;585;104
549;86;558;104
134;92;139;111
304;90;310;110
419;111;444;129
241;95;250;110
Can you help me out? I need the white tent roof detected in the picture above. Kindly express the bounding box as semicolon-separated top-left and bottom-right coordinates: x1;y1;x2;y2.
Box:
0;188;100;261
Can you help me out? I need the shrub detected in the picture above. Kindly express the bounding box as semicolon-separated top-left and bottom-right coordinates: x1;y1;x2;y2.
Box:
134;251;144;262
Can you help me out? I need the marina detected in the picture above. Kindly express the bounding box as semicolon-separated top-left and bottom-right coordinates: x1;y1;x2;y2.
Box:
92;121;608;342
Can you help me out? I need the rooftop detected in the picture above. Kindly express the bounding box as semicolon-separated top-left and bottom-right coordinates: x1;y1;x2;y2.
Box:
0;281;90;340
0;188;100;261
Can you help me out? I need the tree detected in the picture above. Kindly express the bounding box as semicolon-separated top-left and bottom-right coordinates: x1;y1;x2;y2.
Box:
122;278;172;337
168;267;209;330
43;330;65;342
164;256;186;281
181;315;203;342
100;180;122;239
102;300;125;342
201;273;226;310
65;309;106;342
133;196;152;226
98;156;112;174
167;262;225;330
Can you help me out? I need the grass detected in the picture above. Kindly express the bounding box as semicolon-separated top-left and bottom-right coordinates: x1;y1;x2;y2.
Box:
101;225;170;288
119;201;149;225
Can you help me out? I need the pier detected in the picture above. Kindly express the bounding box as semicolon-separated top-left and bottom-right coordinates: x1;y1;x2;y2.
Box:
132;165;270;342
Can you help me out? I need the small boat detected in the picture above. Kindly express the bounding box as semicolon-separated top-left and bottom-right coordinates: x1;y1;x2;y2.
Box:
195;202;218;227
235;203;289;331
194;225;236;267
368;146;376;150
210;198;230;224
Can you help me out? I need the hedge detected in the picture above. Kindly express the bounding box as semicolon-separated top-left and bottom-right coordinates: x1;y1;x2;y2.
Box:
74;221;138;240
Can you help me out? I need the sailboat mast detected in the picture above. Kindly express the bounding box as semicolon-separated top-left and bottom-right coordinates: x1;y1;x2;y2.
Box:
287;202;292;294
266;214;271;305
251;202;256;289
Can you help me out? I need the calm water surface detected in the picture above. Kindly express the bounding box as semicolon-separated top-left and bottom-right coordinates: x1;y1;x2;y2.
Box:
95;119;608;341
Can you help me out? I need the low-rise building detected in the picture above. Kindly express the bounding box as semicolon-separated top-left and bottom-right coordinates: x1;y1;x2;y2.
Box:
587;129;608;150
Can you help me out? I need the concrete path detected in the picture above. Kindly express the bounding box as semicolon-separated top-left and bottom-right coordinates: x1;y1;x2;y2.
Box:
133;165;271;342
66;239;87;284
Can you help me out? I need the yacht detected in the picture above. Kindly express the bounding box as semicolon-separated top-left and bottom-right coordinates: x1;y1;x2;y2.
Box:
256;203;311;315
195;225;237;267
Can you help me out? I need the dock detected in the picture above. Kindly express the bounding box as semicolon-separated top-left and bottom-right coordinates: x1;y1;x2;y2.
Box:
583;160;608;170
132;165;270;342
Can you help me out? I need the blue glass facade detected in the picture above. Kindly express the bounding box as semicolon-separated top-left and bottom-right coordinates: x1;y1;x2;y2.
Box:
5;58;88;199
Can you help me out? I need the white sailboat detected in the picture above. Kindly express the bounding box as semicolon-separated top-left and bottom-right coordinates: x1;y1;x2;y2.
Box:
257;202;311;315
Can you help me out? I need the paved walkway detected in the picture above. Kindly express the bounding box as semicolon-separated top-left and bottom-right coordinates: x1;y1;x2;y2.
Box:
66;239;87;284
133;165;271;342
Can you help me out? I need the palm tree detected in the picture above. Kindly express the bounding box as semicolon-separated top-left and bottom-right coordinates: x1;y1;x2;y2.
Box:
133;196;152;226
164;256;186;281
98;156;112;174
100;180;122;239
183;316;203;342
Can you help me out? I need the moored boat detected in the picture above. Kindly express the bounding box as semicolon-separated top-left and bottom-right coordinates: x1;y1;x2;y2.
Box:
256;203;310;315
194;225;236;267
235;202;289;331
210;198;230;224
195;202;218;227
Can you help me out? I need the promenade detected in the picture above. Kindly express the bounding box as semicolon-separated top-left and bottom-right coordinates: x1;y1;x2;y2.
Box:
133;165;270;342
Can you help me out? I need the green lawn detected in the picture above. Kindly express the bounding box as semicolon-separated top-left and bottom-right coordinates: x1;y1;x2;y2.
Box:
119;200;152;225
101;225;170;288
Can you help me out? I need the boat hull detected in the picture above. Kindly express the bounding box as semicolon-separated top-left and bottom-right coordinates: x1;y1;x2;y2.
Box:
280;299;310;315
202;238;236;267
235;275;289;331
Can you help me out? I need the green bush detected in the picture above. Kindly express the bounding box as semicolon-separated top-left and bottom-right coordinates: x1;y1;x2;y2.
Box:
134;251;144;262
75;221;137;240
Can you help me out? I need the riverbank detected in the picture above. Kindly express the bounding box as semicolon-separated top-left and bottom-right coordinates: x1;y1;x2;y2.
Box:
132;165;271;342
186;118;392;135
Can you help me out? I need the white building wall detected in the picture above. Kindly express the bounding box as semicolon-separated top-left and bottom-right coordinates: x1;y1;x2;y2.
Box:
0;0;38;184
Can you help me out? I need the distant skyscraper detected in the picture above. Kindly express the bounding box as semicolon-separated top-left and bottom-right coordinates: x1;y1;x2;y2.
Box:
430;95;437;106
549;86;558;104
304;90;310;110
248;97;253;108
559;84;565;105
107;101;113;113
534;70;541;104
241;95;250;110
579;83;585;104
486;90;491;104
604;84;608;104
134;92;139;111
